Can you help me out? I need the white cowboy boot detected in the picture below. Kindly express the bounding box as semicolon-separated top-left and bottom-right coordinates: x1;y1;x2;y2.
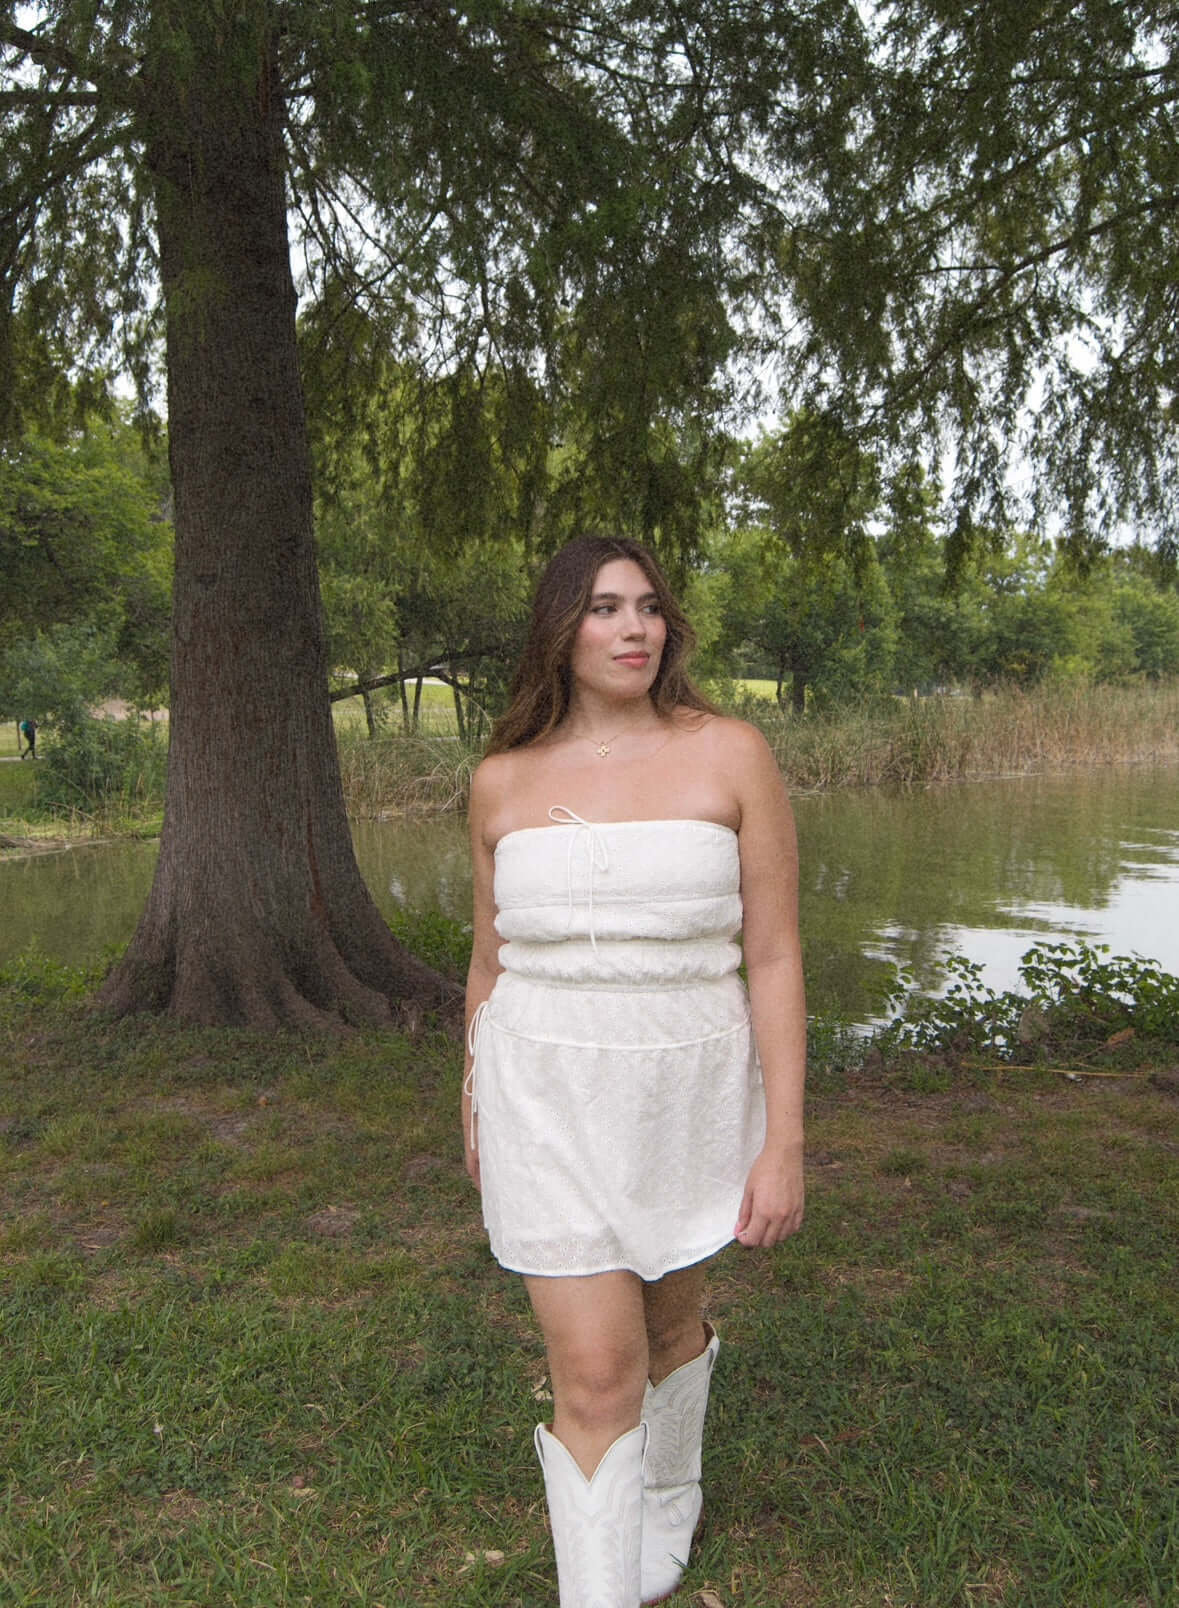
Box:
640;1324;720;1604
534;1421;646;1607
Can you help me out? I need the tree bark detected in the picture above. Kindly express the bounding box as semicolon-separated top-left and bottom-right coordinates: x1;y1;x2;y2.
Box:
100;8;457;1028
397;646;411;731
450;678;465;741
791;669;808;715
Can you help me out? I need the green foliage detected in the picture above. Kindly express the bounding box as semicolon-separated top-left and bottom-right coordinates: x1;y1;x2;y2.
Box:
1109;574;1179;679
713;511;896;711
713;483;1179;706
883;942;1179;1059
0;620;123;727
883;954;1027;1057
0;417;170;608
742;412;882;572
306;346;532;735
805;1015;870;1095
0;413;172;705
8;0;1179;564
796;3;1179;557
34;714;168;816
385;906;472;982
0;943;98;1003
1018;943;1179;1043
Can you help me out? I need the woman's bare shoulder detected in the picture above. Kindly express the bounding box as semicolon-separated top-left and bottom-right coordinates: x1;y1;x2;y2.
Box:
471;748;515;789
470;745;552;847
683;711;776;766
469;750;518;832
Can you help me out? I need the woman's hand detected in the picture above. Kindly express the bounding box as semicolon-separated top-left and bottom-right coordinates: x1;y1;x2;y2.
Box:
461;1088;481;1192
465;1142;481;1192
734;1146;804;1248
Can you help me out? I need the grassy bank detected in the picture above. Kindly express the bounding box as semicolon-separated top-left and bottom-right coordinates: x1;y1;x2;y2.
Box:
2;957;1176;1607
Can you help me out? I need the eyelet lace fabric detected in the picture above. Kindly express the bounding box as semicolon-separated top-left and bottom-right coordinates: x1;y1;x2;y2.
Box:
470;813;766;1280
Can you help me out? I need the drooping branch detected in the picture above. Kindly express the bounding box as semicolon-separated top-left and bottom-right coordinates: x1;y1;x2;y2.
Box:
875;190;1179;430
0;17;80;76
329;645;510;702
0;88;101;107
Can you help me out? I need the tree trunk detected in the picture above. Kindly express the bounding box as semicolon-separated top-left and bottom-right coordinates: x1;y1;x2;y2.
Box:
397;647;411;731
791;669;808;715
100;9;457;1028
450;679;468;742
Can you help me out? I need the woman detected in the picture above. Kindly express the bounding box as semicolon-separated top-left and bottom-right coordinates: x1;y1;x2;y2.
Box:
464;535;805;1606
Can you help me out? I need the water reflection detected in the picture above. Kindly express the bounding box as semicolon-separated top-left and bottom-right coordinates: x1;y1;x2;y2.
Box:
0;838;161;970
2;765;1177;1025
351;817;472;922
796;767;1179;1019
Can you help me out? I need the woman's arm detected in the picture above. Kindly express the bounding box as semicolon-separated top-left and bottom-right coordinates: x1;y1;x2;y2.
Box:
463;758;507;1190
729;721;807;1248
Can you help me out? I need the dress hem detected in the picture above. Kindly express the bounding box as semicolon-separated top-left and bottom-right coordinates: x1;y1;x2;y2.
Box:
488;1230;739;1283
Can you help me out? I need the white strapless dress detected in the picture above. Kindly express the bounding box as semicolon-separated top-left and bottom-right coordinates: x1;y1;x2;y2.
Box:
468;810;766;1280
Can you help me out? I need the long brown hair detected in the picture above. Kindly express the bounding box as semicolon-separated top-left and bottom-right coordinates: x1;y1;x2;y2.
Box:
486;535;716;754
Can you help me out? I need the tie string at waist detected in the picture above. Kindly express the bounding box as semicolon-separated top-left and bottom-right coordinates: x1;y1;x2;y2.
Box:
464;999;489;1152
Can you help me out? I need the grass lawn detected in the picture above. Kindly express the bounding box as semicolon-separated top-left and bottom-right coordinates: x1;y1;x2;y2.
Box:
0;753;38;821
1;969;1175;1607
333;682;460;738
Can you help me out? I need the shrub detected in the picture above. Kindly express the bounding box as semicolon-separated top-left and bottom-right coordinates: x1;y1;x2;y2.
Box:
35;715;167;815
881;941;1179;1059
387;905;472;978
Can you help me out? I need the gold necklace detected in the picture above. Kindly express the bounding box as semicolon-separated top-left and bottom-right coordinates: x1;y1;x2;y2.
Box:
574;722;660;757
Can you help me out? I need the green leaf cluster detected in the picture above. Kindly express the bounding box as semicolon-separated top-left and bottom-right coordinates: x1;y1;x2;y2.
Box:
0;410;173;713
885;942;1179;1058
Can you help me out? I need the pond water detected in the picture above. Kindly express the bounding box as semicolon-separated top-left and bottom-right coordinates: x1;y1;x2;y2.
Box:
3;764;1177;1025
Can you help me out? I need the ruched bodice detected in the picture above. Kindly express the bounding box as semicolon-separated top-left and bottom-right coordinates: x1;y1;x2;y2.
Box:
470;810;766;1280
493;815;743;985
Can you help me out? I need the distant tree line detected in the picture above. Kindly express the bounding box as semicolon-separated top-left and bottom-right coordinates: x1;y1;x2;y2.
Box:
5;400;1178;740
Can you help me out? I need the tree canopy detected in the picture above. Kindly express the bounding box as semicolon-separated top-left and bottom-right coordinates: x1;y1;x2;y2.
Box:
6;4;1177;546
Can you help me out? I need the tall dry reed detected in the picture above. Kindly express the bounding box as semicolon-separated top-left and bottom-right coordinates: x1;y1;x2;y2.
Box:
744;681;1179;792
337;681;1179;815
337;731;483;818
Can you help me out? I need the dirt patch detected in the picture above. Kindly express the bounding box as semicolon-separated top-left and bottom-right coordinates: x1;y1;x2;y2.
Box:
402;1153;446;1183
305;1205;361;1238
78;1225;123;1253
157;1490;207;1525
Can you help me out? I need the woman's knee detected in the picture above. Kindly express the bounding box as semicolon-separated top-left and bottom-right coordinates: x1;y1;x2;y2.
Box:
551;1341;647;1426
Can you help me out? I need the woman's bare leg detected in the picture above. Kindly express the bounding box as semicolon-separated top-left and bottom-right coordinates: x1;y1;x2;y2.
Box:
524;1270;649;1477
642;1261;709;1384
